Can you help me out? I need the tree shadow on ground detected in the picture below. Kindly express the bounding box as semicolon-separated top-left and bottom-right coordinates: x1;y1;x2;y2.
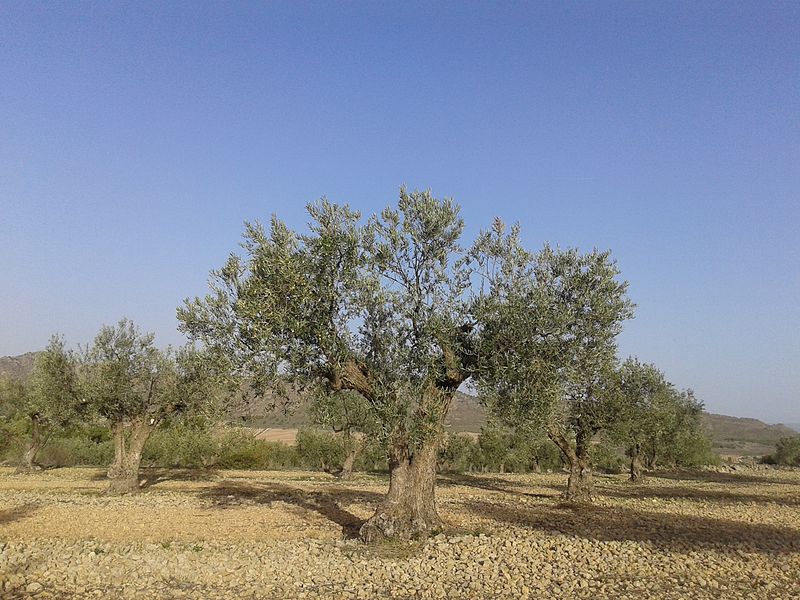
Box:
467;499;800;555
651;470;798;486
198;481;383;538
139;468;221;490
0;503;37;525
604;484;800;507
439;473;560;498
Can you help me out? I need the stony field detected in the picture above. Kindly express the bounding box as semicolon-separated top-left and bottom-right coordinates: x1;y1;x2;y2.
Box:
0;466;798;599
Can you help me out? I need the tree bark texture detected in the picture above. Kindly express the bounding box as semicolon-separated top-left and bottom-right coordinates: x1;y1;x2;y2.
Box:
549;427;594;502
107;419;153;494
359;435;443;542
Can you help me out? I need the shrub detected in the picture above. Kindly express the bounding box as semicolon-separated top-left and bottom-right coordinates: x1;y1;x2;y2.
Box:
764;436;800;466
591;439;625;473
295;430;346;471
215;429;299;469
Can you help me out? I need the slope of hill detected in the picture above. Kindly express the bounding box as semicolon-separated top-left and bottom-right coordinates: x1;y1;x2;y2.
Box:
0;352;37;381
702;413;797;457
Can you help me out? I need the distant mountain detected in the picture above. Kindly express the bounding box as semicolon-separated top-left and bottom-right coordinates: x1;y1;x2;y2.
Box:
236;390;488;432
0;352;37;381
786;423;800;433
702;412;796;443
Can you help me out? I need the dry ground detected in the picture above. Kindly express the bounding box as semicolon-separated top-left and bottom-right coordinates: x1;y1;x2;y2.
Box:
0;467;798;599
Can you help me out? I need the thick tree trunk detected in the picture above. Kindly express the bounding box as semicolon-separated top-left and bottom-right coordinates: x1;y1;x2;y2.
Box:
107;419;153;494
629;442;644;482
16;415;44;473
359;435;444;542
549;427;594;502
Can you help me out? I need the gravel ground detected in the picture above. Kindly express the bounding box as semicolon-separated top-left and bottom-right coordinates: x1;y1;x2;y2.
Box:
0;467;798;599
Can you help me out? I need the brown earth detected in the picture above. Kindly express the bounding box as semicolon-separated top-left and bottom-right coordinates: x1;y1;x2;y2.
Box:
0;467;799;599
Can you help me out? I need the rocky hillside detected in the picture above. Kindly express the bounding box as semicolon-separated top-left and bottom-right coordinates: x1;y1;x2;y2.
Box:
0;352;37;381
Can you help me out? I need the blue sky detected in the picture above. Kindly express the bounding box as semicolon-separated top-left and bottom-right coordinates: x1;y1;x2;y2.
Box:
1;2;798;423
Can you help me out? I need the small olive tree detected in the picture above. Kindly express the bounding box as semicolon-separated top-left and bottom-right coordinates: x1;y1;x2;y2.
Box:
15;336;82;472
477;243;634;501
81;319;209;493
643;387;710;469
612;358;671;481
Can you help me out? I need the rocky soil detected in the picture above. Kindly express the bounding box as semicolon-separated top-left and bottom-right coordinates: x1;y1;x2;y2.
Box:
1;467;798;599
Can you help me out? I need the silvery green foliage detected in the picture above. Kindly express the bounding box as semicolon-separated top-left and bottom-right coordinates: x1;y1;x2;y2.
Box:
475;240;634;435
180;189;478;447
179;189;637;449
81;319;208;426
613;358;671;443
25;335;82;429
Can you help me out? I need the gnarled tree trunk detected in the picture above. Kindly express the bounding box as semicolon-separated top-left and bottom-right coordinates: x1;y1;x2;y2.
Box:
16;414;44;473
359;434;443;542
107;418;153;494
549;427;594;502
629;441;644;482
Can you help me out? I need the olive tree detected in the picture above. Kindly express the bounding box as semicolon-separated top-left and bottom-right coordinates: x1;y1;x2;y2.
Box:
643;387;710;469
311;389;375;479
179;190;528;541
477;243;634;501
81;319;209;493
15;336;82;472
613;358;671;481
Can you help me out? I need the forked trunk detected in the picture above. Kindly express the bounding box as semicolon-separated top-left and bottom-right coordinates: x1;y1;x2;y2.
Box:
629;442;644;482
359;435;443;542
107;419;153;494
16;415;44;473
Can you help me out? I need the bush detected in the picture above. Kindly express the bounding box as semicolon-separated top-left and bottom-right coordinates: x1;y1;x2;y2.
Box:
215;429;299;469
295;430;346;471
437;428;563;474
664;431;720;467
38;436;114;467
764;436;800;466
143;424;219;468
591;439;625;473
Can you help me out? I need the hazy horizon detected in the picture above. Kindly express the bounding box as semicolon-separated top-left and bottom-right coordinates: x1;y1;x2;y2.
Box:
1;3;797;424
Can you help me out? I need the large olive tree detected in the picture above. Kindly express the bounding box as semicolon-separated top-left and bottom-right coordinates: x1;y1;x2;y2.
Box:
179;190;525;541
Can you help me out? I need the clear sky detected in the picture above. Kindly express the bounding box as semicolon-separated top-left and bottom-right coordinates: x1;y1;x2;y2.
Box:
1;2;798;423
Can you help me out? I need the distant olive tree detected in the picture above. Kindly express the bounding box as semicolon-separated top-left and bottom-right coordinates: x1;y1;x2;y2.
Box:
15;336;83;472
767;436;800;466
646;388;713;468
81;319;212;493
310;389;375;479
477;244;634;501
613;358;671;481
